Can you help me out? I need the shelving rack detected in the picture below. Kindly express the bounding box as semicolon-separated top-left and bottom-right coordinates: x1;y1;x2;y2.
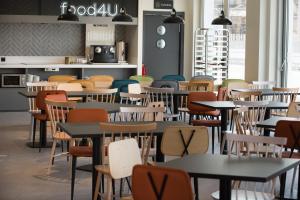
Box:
193;28;230;85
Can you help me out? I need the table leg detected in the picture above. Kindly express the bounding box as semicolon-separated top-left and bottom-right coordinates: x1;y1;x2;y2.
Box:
263;108;271;137
279;172;286;199
219;179;231;200
156;135;164;162
220;109;228;154
173;95;179;121
298;165;300;200
92;136;102;200
40;120;47;147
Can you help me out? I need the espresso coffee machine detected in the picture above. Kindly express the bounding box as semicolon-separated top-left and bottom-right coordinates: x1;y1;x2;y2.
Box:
90;45;117;63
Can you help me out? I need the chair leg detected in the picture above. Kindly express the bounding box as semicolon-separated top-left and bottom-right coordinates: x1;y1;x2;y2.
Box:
39;120;43;152
93;172;101;200
112;179;115;200
71;156;77;200
47;139;57;175
105;175;113;200
32;118;37;148
119;178;123;198
193;178;199;200
212;127;215;154
230;111;233;130
61;141;64;152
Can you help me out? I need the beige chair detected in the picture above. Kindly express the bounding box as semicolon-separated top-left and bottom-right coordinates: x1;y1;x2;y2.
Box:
57;83;83;101
119;92;149;106
188;80;212;92
227;81;249;99
85;88;118;103
128;83;142;94
252;81;276;89
48;75;76;83
93;123;157;200
287;101;300;117
272;87;299;116
88;75;114;89
45;99;76;174
231;91;262;101
213;134;287;200
120;106;164;122
68;79;94;90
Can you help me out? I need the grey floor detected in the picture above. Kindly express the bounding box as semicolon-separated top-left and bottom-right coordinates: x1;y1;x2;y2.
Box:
0;112;298;200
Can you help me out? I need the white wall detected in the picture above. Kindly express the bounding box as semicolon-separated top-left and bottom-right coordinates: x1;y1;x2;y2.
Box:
137;0;194;79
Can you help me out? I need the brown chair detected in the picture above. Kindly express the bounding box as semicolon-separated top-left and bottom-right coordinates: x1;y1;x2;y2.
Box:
48;75;77;83
88;75;114;89
132;165;194;200
67;109;109;200
68;79;95;90
34;90;67;152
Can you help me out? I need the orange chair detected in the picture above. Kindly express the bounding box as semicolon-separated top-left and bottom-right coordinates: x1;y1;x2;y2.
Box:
132;165;194;200
67;109;109;200
33;90;67;152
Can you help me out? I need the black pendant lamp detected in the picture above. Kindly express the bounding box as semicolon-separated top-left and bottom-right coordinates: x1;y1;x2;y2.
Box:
163;8;184;24
112;8;133;22
212;0;232;25
58;4;79;21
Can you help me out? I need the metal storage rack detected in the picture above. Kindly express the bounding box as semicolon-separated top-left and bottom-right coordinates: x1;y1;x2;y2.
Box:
193;28;230;85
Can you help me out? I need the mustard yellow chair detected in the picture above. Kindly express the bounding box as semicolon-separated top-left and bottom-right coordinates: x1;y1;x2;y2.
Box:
88;75;114;89
68;80;94;90
48;75;77;83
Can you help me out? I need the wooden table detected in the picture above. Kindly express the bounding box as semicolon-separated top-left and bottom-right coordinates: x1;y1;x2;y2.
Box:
58;121;189;199
158;154;300;200
257;116;300;129
191;101;289;152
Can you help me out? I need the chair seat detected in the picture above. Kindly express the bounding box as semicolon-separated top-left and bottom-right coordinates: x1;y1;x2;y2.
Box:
282;151;300;159
189;110;220;117
53;131;71;140
121;196;133;200
95;165;111;176
211;189;274;200
192;119;221;127
33;113;48;121
69;146;92;157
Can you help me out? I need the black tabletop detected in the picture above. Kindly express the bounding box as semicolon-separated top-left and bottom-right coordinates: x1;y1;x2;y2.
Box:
75;102;139;113
58;121;189;138
232;88;300;96
158;154;300;182
192;101;289;110
257;116;300;129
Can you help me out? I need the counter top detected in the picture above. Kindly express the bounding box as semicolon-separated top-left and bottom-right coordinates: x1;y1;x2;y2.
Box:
0;63;137;69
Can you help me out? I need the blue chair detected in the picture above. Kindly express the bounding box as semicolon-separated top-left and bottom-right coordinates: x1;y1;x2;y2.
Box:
162;75;185;82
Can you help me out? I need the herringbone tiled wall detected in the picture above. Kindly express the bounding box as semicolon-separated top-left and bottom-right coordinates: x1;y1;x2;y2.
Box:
0;23;85;56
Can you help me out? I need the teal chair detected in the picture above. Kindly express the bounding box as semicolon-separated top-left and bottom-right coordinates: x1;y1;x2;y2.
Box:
112;80;139;94
162;75;185;82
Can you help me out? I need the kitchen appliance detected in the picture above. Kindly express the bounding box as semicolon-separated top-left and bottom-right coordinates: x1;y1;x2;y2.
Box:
116;41;128;63
1;74;26;88
91;45;117;63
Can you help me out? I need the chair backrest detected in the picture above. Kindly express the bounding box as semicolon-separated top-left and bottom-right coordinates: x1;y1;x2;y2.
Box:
162;75;185;81
161;126;209;157
217;86;227;101
100;122;157;164
36;90;67;110
108;139;142;179
132;165;194;200
67;109;108;123
112;80;139;93
128;83;142;94
227;81;249;97
189;79;214;92
57;83;83;92
272;87;298;103
187;92;217;114
252;81;276;89
275;120;300;154
232;101;269;136
45;99;76;136
222;79;246;87
68;79;94;90
287;102;300;117
119;92;150;106
88;75;114;89
48;75;76;83
231;91;262;101
151;80;179;91
147;101;165;121
85;88;118;103
120;106;164;122
144;87;175;116
26;82;58;112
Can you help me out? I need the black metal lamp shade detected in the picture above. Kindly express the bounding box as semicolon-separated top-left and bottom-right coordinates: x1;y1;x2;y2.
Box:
163;8;184;24
211;10;232;25
57;5;79;21
112;8;133;22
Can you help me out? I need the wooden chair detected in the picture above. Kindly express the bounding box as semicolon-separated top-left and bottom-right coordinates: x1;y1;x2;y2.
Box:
131;165;194;200
85;88;118;103
48;75;76;83
144;87;179;120
67;109;109;200
251;81;276;89
26;82;57;145
287;102;300;117
119;92;149;106
227;81;249;99
275;120;300;192
272;87;299;116
188;80;211;92
93;123;157;200
231;91;262;101
161;126;209;200
128;83;142;94
68;79;95;90
88;75;114;89
120;106;164;122
45;99;76;174
213;134;287;200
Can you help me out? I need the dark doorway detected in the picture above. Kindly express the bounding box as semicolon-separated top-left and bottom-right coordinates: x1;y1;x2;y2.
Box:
143;11;184;80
